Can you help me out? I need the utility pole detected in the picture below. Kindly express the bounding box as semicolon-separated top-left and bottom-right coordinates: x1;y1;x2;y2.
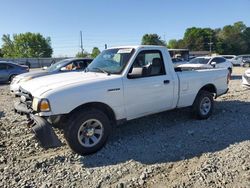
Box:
105;44;107;49
208;37;213;54
80;31;84;55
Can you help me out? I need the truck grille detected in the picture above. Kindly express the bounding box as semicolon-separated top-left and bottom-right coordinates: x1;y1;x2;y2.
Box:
19;87;33;107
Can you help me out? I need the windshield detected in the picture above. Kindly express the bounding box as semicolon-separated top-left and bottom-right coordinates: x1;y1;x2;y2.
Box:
87;48;134;74
189;58;210;64
47;59;71;72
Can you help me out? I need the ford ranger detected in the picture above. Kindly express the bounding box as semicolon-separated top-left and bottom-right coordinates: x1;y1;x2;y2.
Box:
14;45;229;155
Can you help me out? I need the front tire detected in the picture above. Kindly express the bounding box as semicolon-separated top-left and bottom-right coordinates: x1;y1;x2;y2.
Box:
192;90;214;119
64;108;111;155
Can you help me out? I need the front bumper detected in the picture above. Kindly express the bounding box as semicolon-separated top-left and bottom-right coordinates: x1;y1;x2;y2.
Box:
242;75;250;88
14;102;62;148
10;82;21;95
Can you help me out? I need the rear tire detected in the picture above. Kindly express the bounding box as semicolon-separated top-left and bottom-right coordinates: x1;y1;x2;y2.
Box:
192;90;214;119
64;108;111;155
243;62;250;68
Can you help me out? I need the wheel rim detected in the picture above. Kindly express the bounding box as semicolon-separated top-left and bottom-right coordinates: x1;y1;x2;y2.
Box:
77;119;103;147
199;97;211;116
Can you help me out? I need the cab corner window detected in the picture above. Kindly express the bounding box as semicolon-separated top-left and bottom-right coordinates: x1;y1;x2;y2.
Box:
128;50;165;79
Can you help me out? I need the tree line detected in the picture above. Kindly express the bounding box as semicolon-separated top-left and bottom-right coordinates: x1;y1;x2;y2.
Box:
142;21;250;55
1;21;249;58
0;32;101;58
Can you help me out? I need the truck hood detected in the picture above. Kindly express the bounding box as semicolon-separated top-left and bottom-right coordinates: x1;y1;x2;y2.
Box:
20;71;115;97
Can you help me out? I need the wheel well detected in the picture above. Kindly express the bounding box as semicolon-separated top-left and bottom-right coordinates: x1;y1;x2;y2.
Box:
199;84;217;95
70;102;116;124
192;84;217;105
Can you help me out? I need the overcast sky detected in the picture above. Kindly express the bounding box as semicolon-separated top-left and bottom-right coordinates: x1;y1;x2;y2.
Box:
1;0;250;57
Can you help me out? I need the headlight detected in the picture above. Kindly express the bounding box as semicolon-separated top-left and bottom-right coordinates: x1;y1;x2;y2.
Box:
19;76;32;83
32;98;39;111
32;98;51;112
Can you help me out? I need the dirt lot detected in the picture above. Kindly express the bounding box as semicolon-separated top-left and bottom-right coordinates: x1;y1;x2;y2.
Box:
0;67;249;188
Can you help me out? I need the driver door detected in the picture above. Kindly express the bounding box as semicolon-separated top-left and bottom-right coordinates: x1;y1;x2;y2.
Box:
123;50;174;120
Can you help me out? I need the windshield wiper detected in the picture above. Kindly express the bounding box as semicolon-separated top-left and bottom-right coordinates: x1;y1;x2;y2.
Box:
92;67;110;75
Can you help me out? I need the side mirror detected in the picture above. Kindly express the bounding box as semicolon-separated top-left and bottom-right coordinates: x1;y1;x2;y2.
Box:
60;67;67;71
127;67;144;79
211;62;216;68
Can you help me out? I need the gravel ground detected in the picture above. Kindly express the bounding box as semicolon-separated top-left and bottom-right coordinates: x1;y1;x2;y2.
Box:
0;67;249;188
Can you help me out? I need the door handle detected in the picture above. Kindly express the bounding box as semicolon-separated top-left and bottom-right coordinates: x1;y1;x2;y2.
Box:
163;80;170;84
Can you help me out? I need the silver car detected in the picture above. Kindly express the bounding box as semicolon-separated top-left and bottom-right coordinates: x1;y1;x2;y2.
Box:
10;58;93;94
231;55;250;67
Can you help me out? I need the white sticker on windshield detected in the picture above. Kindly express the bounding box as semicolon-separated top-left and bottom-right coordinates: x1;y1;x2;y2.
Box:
117;48;133;54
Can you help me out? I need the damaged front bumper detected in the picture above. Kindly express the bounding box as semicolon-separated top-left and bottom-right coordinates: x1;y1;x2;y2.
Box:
14;101;62;149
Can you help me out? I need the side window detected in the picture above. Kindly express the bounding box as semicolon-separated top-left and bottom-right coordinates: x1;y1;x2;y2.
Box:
7;64;14;69
86;59;93;65
128;50;165;78
0;64;7;70
75;60;87;70
212;57;225;64
217;58;226;63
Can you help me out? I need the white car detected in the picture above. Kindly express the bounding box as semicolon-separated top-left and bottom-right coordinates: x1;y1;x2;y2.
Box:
178;56;233;74
14;45;229;155
222;55;236;60
242;69;250;88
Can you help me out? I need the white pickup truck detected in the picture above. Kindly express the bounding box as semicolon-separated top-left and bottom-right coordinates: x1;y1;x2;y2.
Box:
14;45;229;155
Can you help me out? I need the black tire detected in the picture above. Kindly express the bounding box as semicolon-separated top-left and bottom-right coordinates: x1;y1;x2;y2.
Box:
9;74;17;82
192;90;214;119
64;108;111;155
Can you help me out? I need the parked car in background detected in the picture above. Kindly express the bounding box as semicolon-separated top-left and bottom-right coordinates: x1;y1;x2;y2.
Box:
0;61;29;83
231;55;250;67
222;55;236;60
178;56;233;74
171;57;187;67
242;68;250;88
10;58;93;94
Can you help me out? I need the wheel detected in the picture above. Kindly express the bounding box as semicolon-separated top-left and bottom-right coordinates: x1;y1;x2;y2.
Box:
192;90;214;119
64;108;111;155
9;74;17;82
228;68;232;79
243;62;250;68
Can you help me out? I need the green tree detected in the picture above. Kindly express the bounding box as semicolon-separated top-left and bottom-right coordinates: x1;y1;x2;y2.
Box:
76;51;89;58
1;32;53;58
91;47;101;58
167;39;185;49
216;22;248;54
0;49;3;57
141;34;165;46
182;27;215;51
243;27;250;53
